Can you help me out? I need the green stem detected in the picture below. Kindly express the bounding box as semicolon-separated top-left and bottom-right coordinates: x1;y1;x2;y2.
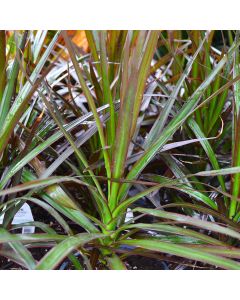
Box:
0;30;6;103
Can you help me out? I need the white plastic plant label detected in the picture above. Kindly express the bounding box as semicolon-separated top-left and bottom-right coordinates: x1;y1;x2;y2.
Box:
0;203;35;234
125;208;134;223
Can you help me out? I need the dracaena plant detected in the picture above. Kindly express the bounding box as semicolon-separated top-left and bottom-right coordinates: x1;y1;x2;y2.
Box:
1;30;240;270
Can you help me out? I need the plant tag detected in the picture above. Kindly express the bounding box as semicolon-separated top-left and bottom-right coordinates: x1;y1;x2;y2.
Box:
125;208;134;223
0;203;35;234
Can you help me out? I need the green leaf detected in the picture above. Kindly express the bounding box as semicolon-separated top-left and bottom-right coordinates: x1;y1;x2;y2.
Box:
144;32;208;148
106;253;126;270
120;238;240;270
133;207;240;240
0;228;36;269
230;30;240;218
110;31;159;211
35;233;104;270
188;118;227;200
117;38;240;202
63;30;112;201
0;31;61;155
124;223;226;246
0;176;92;197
